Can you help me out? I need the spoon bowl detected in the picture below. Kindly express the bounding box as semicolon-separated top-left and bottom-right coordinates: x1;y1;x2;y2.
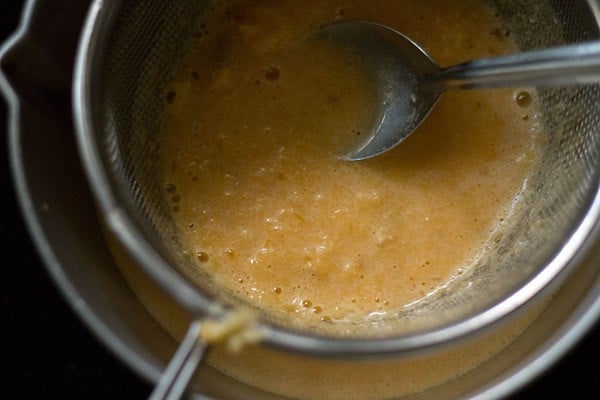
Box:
320;21;600;161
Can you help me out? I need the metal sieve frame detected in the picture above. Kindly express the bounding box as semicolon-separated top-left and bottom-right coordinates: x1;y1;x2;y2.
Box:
73;0;600;358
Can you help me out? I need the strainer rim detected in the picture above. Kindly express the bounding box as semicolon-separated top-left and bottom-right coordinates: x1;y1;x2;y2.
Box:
72;0;600;357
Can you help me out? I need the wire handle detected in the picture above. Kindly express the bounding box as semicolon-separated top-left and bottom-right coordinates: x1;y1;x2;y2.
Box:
148;320;207;400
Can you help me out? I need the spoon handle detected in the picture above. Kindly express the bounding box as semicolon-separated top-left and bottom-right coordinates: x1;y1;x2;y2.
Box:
432;41;600;89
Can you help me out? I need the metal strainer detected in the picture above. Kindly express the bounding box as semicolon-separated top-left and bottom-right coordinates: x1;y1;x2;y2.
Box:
73;0;600;397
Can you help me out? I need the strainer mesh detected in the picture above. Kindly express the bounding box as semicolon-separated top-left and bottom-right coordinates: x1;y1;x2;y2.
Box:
90;0;600;340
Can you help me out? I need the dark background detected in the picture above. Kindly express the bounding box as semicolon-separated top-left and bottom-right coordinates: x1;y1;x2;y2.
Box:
1;1;598;399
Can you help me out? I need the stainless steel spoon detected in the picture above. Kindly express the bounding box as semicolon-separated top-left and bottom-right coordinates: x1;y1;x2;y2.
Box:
320;21;600;161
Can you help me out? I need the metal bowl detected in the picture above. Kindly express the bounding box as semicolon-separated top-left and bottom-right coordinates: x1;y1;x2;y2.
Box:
1;0;600;399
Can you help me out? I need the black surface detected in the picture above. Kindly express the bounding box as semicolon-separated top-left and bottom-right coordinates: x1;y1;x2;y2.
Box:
1;1;598;399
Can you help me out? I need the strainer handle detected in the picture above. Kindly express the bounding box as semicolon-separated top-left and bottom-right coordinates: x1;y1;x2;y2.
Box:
148;320;207;400
432;40;600;89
